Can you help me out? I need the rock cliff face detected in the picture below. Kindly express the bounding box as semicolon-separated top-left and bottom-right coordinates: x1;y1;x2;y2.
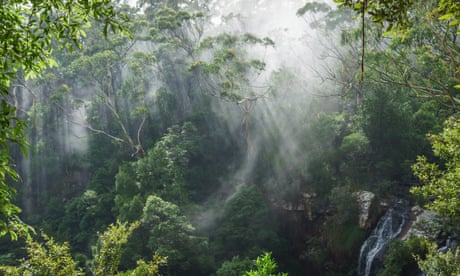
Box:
278;192;318;220
353;191;376;229
357;202;410;276
272;190;436;275
274;190;384;275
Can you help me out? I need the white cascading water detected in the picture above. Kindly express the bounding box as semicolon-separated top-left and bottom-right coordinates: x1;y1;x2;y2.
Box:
357;206;408;276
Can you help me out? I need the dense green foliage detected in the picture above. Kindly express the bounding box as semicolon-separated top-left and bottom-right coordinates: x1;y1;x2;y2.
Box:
0;221;165;275
211;185;281;261
0;0;459;275
412;117;460;222
245;252;288;276
331;0;460;275
417;243;460;276
0;233;82;275
379;237;429;276
216;256;253;276
334;0;460;35
0;0;127;240
93;221;140;275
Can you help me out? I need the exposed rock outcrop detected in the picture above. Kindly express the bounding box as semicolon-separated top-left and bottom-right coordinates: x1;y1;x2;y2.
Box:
400;205;441;240
353;191;376;229
279;192;317;220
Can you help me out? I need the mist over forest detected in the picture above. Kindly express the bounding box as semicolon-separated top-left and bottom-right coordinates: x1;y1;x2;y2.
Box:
0;0;459;275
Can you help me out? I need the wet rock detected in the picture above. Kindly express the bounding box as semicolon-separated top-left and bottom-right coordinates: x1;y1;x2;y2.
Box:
357;206;409;276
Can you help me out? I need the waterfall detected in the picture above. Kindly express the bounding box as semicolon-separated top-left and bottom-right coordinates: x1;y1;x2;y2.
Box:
357;205;409;276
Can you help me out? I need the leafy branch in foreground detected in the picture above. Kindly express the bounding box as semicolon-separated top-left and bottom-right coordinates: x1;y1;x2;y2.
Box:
0;221;166;275
0;232;83;275
0;0;129;239
410;116;460;276
93;221;140;275
416;243;460;276
245;252;288;276
411;117;460;222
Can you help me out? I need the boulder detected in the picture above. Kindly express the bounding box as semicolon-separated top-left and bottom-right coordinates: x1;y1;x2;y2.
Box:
400;205;441;240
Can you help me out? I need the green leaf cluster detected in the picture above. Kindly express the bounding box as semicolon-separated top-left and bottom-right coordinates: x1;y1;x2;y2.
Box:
333;0;414;33
93;221;140;275
380;237;429;276
0;222;166;275
140;195;209;273
191;32;273;102
245;252;288;276
115;122;198;221
216;256;253;276
0;101;28;239
212;185;281;261
0;0;129;239
0;233;82;275
416;243;460;276
411;117;460;222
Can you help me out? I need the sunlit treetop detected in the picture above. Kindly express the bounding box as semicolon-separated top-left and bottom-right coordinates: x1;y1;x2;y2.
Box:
334;0;413;29
333;0;460;34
